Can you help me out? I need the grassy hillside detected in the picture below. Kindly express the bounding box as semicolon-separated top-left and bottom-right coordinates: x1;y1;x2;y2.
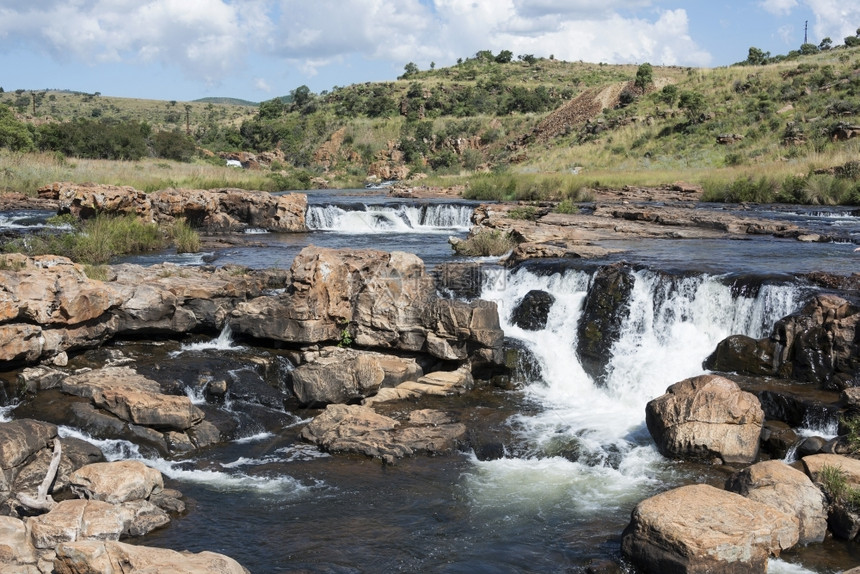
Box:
2;44;860;203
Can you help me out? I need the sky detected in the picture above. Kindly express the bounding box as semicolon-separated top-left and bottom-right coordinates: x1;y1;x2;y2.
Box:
1;0;859;103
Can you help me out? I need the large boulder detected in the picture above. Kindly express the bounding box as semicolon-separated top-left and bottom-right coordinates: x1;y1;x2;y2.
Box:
289;347;423;406
300;404;466;464
61;367;204;432
69;461;163;504
576;264;634;384
645;375;764;464
230;247;504;366
705;295;860;390
725;460;827;544
621;484;799;574
53;540;249;574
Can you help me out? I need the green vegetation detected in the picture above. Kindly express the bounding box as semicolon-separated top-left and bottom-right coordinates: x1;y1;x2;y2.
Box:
168;218;201;253
2;213;198;265
452;230;517;256
817;464;860;510
0;41;860;202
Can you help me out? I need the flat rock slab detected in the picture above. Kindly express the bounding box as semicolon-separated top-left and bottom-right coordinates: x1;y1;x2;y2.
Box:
62;367;203;431
54;539;249;574
622;484;799;574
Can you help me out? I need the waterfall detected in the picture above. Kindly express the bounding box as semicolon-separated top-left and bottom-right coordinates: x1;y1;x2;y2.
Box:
306;203;473;233
467;265;805;517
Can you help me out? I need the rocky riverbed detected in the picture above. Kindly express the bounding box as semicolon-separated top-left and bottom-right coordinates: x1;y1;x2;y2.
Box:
1;183;860;573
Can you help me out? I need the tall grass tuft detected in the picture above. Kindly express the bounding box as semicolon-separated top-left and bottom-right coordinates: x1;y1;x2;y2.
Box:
463;172;592;202
169;218;201;253
3;214;167;265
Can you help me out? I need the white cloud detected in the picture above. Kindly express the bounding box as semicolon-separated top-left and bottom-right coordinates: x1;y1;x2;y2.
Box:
254;78;272;92
0;0;712;90
804;0;860;45
759;0;798;16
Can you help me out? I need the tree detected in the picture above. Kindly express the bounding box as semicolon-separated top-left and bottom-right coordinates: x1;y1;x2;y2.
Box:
518;54;537;65
152;130;196;162
678;91;706;122
745;46;770;66
291;85;312;108
258;98;285;120
495;50;513;64
402;62;419;78
0;104;34;151
846;35;860;48
819;37;833;51
799;43;819;55
634;63;653;92
656;84;678;107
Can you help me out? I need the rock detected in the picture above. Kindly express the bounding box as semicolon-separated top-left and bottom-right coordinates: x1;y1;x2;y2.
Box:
396;367;474;397
38;182;307;233
510;290;555;331
802;453;860;486
18;366;67;394
0;516;38;572
53;540;249;574
796;435;827;457
230;247;504;366
69;460;163;504
0;255;121;326
300;404;466;463
61;367;204;431
703;334;777;376
576;264;634;384
433;262;487;299
621;484;799;574
289;347;423;406
759;420;798;459
30;499;146;548
725;460;827;544
645;375;764;464
706;295;860;390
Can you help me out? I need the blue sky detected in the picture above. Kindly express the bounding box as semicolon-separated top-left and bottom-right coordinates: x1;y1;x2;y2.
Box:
0;1;858;103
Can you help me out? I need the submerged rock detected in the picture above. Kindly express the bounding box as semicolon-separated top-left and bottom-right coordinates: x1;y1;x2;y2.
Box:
621;484;799;574
645;374;764;464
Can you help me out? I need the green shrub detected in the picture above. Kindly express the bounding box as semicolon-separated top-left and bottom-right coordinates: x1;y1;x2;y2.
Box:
508;206;538;220
554;199;579;214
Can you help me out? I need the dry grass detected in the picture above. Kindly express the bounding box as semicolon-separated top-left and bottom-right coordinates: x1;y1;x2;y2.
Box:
0;150;276;195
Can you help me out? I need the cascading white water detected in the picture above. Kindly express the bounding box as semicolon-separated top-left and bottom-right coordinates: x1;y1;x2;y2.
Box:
306;204;473;233
466;265;805;520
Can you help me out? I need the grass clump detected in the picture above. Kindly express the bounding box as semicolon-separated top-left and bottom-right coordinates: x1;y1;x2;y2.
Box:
168;218;201;253
3;213;168;265
508;206;538;220
452;230;517;256
554;198;580;214
464;172;589;202
817;464;860;511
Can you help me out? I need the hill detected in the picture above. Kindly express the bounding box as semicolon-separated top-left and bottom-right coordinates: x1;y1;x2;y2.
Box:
2;41;860;203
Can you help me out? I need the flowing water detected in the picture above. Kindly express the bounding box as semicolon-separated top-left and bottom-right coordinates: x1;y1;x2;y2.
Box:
2;195;860;572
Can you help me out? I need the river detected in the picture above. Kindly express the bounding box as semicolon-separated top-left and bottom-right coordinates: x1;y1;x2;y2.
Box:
2;192;860;573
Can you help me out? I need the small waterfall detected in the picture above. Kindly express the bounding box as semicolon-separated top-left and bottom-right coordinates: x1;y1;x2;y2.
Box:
471;265;805;516
171;324;243;356
306;203;473;233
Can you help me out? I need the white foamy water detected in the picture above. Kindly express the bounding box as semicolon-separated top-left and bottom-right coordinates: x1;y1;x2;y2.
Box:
306;203;473;234
475;266;804;515
171;324;244;356
57;426;315;497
